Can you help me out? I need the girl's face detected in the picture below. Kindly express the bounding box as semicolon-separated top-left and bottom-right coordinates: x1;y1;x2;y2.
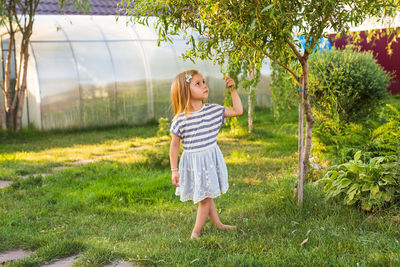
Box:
189;73;209;101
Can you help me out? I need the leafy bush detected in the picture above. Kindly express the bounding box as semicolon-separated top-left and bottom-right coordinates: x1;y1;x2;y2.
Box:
368;104;400;157
314;103;400;164
157;117;170;137
309;46;391;124
318;151;400;211
270;46;391;124
313;120;368;163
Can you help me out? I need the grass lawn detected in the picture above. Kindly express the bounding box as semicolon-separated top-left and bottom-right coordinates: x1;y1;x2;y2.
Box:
0;106;399;266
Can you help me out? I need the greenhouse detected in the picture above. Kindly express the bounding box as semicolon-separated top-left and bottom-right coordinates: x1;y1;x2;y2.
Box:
0;14;271;130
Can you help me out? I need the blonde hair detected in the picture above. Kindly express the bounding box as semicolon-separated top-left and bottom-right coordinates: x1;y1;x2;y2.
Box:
171;69;202;118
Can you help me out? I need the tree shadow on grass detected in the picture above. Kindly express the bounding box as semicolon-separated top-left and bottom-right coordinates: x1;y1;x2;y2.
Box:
3;161;176;209
0;140;171;180
0;123;158;154
0;159;65;180
0;160;180;261
226;156;297;180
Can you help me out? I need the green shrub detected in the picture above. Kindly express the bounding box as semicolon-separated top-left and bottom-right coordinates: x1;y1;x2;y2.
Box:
157;117;170;137
270;46;391;124
309;46;391;124
313;121;370;164
368;104;400;157
318;151;400;211
314;103;399;164
269;46;396;167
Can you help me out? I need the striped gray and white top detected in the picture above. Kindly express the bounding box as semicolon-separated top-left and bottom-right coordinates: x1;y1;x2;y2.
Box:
170;104;226;152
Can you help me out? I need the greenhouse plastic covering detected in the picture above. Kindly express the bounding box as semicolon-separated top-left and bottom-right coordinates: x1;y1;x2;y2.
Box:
1;15;271;130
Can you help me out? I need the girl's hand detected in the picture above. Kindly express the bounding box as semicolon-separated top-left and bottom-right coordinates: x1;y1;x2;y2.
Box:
225;76;236;92
171;171;180;187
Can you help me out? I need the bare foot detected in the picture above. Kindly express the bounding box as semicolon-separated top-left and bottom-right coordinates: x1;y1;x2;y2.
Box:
216;224;237;230
191;231;200;239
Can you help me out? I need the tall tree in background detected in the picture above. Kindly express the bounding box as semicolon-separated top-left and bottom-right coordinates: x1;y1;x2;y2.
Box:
0;0;89;132
120;0;399;205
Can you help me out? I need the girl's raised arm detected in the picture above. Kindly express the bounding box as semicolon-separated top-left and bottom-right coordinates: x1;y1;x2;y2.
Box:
224;76;243;118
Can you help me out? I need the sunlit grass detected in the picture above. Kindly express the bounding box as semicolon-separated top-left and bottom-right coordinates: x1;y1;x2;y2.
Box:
0;124;172;180
0;107;399;266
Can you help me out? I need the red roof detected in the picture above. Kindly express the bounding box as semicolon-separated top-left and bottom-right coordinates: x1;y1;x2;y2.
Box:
34;0;123;15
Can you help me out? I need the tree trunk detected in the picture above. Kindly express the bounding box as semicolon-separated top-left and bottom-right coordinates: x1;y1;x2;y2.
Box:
248;87;253;133
6;103;16;131
11;39;25;131
15;36;31;131
1;0;37;132
4;21;14;112
15;83;26;131
0;102;6;132
296;58;315;206
302;59;314;183
3;29;15;131
297;75;305;205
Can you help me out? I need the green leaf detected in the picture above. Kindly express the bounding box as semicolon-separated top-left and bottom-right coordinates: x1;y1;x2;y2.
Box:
361;183;372;192
372;191;383;201
330;188;343;198
249;19;256;31
347;188;357;201
361;201;372;211
382;192;392;202
370;185;379;196
347;183;359;194
347;198;358;205
261;4;274;13
325;170;338;180
338;178;352;189
190;35;196;49
381;175;396;185
332;178;343;188
157;29;161;46
345;162;361;174
354;150;362;163
369;156;385;166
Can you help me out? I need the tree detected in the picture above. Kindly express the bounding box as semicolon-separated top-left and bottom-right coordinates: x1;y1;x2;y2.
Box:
120;0;399;205
224;47;261;134
0;0;89;132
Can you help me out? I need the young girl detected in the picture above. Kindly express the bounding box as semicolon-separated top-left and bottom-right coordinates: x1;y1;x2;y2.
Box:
169;69;243;239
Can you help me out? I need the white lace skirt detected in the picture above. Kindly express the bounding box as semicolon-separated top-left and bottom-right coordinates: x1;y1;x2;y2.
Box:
176;143;229;204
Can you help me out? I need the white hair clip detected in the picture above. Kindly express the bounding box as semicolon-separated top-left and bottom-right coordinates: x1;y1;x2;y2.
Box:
185;74;192;83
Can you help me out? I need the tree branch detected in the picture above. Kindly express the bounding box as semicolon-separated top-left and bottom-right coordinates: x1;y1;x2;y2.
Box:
305;13;331;58
12;0;23;32
286;38;303;62
246;39;300;82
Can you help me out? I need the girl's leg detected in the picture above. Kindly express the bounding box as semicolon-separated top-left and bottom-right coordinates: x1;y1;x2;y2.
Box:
191;198;211;238
208;198;223;227
209;198;237;230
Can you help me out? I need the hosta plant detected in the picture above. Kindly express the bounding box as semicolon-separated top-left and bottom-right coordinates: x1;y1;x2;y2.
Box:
318;151;400;211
